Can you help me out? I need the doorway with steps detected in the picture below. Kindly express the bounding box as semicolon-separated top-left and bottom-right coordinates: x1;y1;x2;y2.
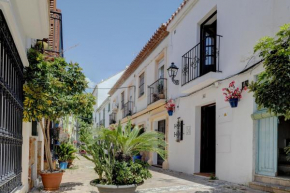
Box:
278;117;290;177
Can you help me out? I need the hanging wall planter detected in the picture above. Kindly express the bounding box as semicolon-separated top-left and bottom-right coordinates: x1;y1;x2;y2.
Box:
229;98;239;108
222;81;247;108
165;99;175;116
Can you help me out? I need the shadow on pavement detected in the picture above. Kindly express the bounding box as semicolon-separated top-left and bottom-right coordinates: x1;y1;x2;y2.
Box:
30;182;84;193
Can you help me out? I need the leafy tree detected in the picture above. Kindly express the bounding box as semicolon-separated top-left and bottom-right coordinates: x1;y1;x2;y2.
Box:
249;24;290;119
23;49;95;172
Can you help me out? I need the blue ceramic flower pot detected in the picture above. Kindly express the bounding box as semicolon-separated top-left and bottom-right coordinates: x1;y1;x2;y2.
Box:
59;161;68;170
168;110;173;116
133;155;142;162
229;98;239;108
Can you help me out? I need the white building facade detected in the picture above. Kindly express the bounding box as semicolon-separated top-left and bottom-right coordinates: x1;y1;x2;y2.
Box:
0;0;50;193
165;0;290;188
108;24;171;168
93;71;124;128
95;0;290;190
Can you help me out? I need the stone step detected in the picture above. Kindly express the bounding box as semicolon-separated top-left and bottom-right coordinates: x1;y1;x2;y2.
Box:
254;175;290;187
249;181;290;193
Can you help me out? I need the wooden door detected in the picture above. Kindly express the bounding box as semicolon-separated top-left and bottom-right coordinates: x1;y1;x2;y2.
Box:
200;104;216;173
256;116;278;176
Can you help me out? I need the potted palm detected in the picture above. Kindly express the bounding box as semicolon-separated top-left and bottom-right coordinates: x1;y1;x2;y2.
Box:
56;142;78;169
80;121;166;193
23;48;95;190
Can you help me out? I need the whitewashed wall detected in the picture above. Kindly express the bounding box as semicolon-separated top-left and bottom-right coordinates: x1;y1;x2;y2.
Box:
166;0;290;184
93;71;124;127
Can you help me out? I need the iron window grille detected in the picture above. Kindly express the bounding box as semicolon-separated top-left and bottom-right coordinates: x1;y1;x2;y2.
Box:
0;10;23;193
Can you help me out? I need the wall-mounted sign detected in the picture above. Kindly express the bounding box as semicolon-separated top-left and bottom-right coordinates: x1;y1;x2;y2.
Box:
186;126;191;135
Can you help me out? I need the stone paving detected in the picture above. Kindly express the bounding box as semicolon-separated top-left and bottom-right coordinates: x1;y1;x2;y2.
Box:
30;156;265;193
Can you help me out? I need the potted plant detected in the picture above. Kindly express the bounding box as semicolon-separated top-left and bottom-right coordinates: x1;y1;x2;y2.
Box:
80;120;166;193
152;93;159;102
23;48;95;190
56;142;78;169
158;83;165;99
165;99;175;116
222;81;247;108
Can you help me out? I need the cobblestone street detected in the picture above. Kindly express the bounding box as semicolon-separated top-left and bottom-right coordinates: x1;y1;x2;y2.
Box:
31;156;264;193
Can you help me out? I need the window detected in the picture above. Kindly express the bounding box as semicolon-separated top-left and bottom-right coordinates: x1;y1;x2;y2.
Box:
99;113;101;123
108;103;110;112
139;73;145;97
121;92;125;109
32;121;38;136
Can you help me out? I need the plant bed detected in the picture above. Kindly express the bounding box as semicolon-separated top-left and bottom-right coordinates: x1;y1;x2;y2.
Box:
40;171;64;191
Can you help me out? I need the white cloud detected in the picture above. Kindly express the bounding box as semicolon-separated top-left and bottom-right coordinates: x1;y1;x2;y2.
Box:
86;77;96;89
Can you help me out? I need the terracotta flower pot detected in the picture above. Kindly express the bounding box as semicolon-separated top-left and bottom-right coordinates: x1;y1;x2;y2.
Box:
40;171;63;191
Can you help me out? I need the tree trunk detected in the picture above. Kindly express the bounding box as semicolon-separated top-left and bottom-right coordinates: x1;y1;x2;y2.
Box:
40;119;54;172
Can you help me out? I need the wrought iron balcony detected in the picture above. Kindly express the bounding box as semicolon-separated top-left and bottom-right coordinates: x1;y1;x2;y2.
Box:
109;113;117;124
181;35;222;86
99;119;105;126
148;78;167;105
122;101;133;118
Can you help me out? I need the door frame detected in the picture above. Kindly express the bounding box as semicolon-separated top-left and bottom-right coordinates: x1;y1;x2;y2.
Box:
200;11;217;76
200;103;216;173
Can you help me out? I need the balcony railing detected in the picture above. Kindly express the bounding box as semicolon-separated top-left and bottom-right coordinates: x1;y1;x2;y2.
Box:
122;101;133;118
109;113;116;124
181;35;222;86
148;78;167;105
99;119;105;126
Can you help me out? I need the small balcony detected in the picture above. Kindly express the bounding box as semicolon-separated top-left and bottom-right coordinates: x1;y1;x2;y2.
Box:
148;78;167;105
122;101;133;118
99;119;105;126
181;35;222;86
109;113;117;124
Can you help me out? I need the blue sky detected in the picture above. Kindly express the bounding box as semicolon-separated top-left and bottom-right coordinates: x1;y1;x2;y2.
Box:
58;0;183;89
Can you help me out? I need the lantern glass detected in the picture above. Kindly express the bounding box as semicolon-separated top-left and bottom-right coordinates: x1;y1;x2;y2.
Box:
167;63;179;77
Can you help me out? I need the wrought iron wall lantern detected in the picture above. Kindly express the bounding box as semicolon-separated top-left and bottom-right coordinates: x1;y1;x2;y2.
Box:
167;62;179;85
174;117;184;142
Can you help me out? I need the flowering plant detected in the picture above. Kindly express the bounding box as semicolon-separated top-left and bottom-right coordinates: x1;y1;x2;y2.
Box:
222;81;247;101
165;99;175;111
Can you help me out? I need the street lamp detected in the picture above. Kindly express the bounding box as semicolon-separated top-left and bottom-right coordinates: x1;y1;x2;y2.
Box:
167;62;179;85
